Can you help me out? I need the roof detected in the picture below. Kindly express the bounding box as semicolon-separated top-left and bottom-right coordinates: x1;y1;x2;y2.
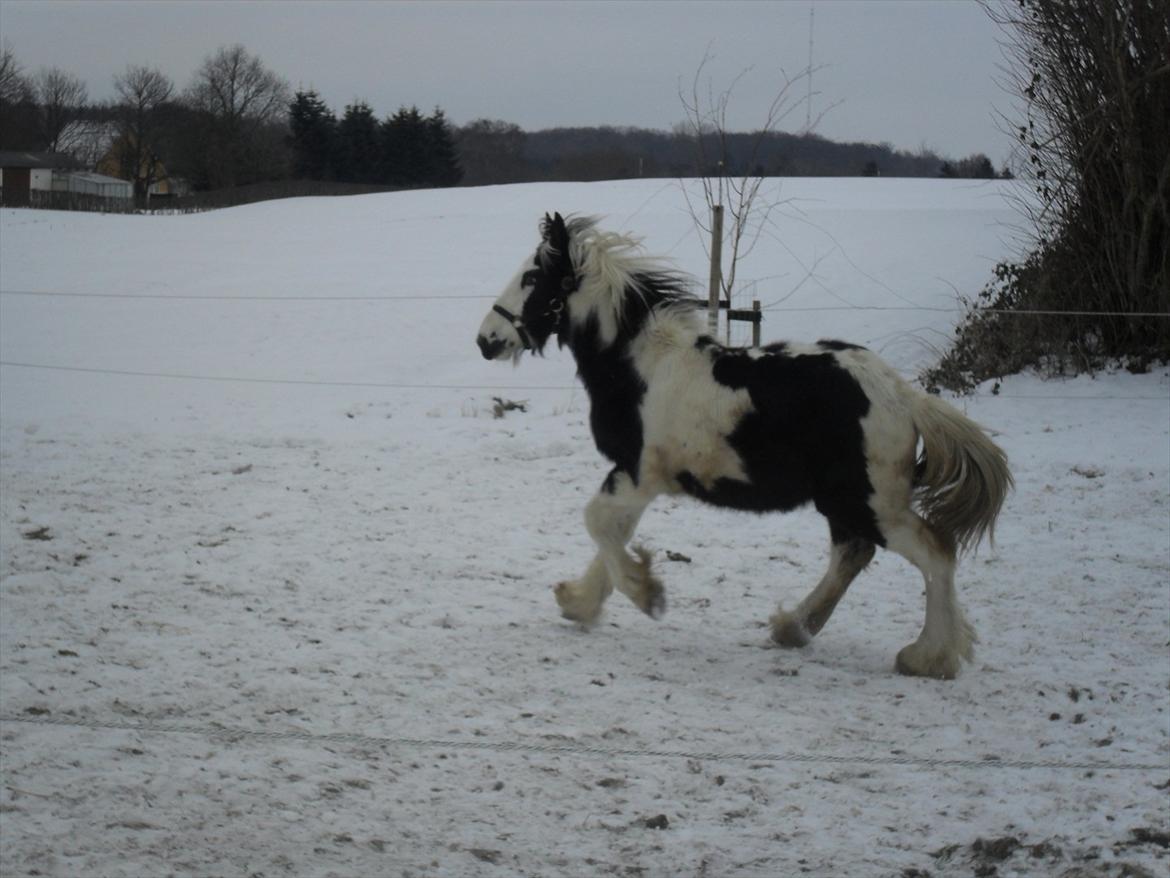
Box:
58;120;120;166
0;151;80;170
57;172;131;190
59;170;132;186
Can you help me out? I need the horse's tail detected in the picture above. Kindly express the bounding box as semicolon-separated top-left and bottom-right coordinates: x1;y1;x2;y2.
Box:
910;392;1013;555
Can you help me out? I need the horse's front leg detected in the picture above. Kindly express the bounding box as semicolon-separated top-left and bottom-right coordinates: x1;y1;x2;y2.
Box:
555;470;662;624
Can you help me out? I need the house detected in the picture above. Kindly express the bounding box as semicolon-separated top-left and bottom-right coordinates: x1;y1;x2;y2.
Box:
57;120;119;171
59;121;188;201
0;151;77;206
94;135;188;201
0;149;136;209
54;121;190;204
52;170;133;201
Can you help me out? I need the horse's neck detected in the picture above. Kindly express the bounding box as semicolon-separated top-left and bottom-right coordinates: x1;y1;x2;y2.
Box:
564;304;653;473
568;301;701;392
566;315;631;387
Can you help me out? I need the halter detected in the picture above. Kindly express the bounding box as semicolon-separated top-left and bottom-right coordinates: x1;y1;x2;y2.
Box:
493;274;578;351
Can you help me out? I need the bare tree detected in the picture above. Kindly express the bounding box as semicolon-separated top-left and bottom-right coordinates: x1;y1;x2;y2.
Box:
32;66;88;152
678;51;835;338
0;44;39;150
0;45;29;105
456;119;529;185
114;65;174;204
185;44;290;188
59;102;114;169
187;44;289;128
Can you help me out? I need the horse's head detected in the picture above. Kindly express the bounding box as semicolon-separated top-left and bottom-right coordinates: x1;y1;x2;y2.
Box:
477;212;580;361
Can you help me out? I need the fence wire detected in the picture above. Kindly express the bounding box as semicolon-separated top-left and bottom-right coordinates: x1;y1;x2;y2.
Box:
1;712;1163;774
0;360;573;393
2;285;1168;401
4;287;1169;318
0;288;493;302
1;360;1165;401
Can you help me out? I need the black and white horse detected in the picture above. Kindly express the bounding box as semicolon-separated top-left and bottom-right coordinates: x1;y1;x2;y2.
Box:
477;213;1012;679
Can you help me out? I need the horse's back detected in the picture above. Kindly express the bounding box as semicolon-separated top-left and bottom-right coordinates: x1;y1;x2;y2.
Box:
642;337;914;538
703;339;911;438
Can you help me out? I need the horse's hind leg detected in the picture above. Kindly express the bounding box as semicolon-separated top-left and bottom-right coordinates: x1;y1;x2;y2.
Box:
883;511;974;679
771;524;875;648
555;470;661;623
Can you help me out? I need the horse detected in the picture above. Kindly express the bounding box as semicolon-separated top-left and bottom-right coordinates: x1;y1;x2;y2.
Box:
476;213;1012;679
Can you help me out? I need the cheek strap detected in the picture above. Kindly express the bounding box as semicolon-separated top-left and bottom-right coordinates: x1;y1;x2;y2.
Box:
492;273;577;352
492;304;534;351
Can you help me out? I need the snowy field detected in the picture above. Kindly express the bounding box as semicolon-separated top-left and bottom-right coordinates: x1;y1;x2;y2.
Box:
1;180;1167;877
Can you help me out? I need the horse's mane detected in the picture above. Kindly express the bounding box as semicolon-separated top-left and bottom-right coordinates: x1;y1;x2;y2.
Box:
541;217;703;334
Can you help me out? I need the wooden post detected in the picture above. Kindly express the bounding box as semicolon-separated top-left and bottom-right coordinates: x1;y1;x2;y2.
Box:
707;204;723;336
752;300;761;347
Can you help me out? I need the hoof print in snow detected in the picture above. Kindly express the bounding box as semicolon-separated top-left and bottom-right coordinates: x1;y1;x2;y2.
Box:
925;834;1160;876
971;836;1021;861
469;848;503;864
22;526;52;541
1126;828;1169;850
644;814;669;830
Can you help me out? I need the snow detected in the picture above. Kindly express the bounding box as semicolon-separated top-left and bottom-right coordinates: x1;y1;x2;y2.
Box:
1;179;1167;877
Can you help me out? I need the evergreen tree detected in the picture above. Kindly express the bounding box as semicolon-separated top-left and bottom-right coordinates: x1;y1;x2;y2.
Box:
380;105;429;186
425;108;463;186
288;90;336;180
336;101;379;183
379;105;463;188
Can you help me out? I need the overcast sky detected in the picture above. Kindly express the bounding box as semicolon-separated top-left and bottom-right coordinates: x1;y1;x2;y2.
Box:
1;0;1016;163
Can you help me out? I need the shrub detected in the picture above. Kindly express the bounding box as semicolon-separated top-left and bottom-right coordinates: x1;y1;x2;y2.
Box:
927;0;1169;391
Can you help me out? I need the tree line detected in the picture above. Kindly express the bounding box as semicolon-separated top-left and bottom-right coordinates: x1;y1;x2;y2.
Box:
2;44;296;198
288;92;460;187
0;43;462;201
1;41;1005;209
462;122;1007;184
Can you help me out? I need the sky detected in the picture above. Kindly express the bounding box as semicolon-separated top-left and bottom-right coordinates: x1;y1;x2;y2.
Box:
0;0;1017;163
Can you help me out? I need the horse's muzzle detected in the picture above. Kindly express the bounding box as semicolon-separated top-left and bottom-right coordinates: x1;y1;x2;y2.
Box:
477;334;507;360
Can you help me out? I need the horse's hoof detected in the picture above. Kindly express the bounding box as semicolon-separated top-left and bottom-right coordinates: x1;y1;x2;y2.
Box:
644;581;666;619
769;610;811;648
554;581;601;625
631;546;666;619
895;643;961;680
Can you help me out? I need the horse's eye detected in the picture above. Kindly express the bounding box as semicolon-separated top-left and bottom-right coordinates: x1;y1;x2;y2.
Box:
521;270;540;288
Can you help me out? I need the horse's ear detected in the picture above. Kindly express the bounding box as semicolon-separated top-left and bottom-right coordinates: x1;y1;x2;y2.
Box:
540;213;554;241
546;212;570;252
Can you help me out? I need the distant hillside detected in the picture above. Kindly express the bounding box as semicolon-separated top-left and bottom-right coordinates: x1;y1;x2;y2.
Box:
457;122;1000;186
